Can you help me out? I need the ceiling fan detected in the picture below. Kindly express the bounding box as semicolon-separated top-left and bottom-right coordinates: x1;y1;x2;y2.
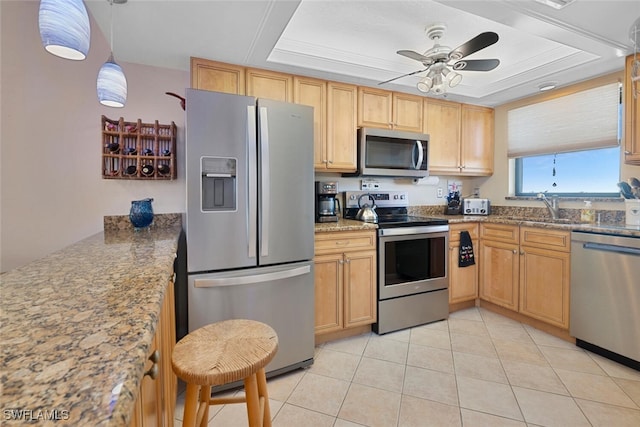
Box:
380;24;500;95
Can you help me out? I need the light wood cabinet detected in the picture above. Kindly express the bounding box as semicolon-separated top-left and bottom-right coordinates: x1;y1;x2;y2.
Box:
294;76;327;170
478;224;520;311
246;68;293;102
425;100;494;176
448;223;479;304
325;82;358;172
460;104;494;175
424;99;462;174
130;280;177;427
519;227;571;329
190;57;245;94
295;79;357;172
624;54;640;164
314;231;376;336
478;224;571;330
358;87;423;132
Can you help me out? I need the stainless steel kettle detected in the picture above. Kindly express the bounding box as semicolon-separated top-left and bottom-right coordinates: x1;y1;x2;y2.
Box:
356;194;378;223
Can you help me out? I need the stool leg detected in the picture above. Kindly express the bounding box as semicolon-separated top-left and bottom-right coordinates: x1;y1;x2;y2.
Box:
198;385;211;427
256;368;272;427
244;373;261;427
183;383;200;427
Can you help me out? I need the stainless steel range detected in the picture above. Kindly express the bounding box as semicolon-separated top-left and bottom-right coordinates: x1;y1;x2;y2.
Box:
344;191;449;334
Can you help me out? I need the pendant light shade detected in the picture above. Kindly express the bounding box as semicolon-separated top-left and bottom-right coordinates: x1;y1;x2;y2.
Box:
97;54;127;107
38;0;90;60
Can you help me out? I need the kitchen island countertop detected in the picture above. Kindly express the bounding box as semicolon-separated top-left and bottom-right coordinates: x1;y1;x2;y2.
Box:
1;225;182;426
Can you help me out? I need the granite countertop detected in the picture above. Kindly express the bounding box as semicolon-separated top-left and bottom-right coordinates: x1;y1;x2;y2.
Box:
437;215;640;238
314;218;378;233
1;224;182;426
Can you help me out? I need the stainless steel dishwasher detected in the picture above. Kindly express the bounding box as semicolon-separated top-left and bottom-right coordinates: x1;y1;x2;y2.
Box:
570;231;640;370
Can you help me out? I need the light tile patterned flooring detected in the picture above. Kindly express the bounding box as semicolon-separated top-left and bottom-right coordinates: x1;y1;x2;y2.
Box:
174;307;640;426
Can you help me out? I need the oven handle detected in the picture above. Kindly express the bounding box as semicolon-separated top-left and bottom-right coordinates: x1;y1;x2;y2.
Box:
378;225;449;236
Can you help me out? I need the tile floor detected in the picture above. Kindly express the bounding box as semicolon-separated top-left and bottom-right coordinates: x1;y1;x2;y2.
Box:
174;307;640;426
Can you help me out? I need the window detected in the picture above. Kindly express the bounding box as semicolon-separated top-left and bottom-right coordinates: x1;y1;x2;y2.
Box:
515;147;621;196
509;81;621;197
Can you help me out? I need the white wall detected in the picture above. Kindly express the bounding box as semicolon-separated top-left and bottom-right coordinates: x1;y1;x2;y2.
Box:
1;2;189;271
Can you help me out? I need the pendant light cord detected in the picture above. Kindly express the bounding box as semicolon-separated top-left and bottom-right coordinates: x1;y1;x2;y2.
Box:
109;0;114;54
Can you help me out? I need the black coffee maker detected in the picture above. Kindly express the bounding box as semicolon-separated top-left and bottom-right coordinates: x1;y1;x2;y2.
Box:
315;181;340;223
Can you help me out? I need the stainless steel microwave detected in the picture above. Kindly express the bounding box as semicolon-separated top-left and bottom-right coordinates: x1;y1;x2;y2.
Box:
345;127;430;178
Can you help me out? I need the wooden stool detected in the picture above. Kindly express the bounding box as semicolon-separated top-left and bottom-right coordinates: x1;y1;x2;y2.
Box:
171;319;278;427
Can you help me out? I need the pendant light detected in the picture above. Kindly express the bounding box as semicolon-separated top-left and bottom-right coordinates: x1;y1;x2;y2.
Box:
38;0;91;60
97;0;127;108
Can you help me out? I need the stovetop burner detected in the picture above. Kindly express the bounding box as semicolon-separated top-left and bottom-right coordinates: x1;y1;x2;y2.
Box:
375;214;448;228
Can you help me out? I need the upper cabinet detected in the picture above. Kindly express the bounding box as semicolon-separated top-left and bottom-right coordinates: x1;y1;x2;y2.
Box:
460;104;494;176
326;82;358;172
358;87;423;132
294;78;357;172
425;98;494;176
424;99;462;174
246;68;293;102
190;57;245;94
625;54;640;164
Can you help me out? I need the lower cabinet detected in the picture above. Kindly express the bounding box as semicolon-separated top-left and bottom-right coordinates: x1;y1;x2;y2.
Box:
519;227;571;329
478;224;571;330
478;224;520;311
448;223;479;304
130;280;177;427
314;231;377;336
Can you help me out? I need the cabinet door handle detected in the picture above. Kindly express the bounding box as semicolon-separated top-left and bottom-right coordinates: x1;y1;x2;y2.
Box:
144;363;159;380
520;250;525;255
148;350;160;364
513;249;517;254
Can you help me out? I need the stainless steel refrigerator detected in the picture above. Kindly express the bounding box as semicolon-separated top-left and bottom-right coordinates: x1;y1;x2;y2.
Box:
184;88;315;379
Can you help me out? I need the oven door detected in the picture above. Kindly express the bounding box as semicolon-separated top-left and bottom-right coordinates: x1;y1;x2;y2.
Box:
378;226;449;300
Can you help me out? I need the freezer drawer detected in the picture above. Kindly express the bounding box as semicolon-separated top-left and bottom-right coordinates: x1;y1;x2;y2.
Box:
188;261;315;377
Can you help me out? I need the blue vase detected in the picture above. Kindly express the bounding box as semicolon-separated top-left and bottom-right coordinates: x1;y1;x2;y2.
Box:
129;198;154;229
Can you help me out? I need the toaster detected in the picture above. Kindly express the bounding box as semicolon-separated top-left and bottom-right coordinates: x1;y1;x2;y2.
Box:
463;198;491;215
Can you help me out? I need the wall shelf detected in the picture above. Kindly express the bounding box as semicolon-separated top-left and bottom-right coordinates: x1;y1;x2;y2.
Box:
101;115;177;180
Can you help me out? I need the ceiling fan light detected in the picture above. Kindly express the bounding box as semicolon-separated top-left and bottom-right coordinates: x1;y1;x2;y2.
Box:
97;55;127;107
38;0;91;60
448;71;462;87
417;75;433;93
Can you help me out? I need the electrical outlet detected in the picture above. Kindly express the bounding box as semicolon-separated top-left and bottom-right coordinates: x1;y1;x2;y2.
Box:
473;187;480;198
437;188;444;198
361;180;380;190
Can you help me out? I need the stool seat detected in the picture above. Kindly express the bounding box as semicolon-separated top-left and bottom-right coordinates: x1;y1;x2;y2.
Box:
172;319;279;427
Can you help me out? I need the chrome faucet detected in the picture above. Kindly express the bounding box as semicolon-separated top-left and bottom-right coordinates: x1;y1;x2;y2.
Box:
537;193;560;220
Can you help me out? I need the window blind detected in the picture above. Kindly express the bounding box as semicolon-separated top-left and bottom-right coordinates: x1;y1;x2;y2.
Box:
507;82;620;158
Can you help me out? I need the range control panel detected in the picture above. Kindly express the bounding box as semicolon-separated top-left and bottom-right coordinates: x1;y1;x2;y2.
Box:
463;198;491;215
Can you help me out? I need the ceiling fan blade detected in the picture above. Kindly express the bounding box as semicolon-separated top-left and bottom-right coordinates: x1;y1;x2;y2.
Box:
448;32;499;61
452;59;500;71
378;67;430;85
397;50;432;63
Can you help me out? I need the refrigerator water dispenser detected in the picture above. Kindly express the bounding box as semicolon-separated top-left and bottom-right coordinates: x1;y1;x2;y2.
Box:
201;156;236;211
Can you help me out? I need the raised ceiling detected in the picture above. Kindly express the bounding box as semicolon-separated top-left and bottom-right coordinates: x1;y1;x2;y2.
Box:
86;0;640;107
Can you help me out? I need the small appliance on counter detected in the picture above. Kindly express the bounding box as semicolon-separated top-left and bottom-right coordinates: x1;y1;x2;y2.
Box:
462;198;491;215
315;181;340;223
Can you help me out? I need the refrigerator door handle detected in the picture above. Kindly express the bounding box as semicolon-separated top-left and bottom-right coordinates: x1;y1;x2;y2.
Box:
247;106;258;258
259;106;270;257
194;265;311;288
